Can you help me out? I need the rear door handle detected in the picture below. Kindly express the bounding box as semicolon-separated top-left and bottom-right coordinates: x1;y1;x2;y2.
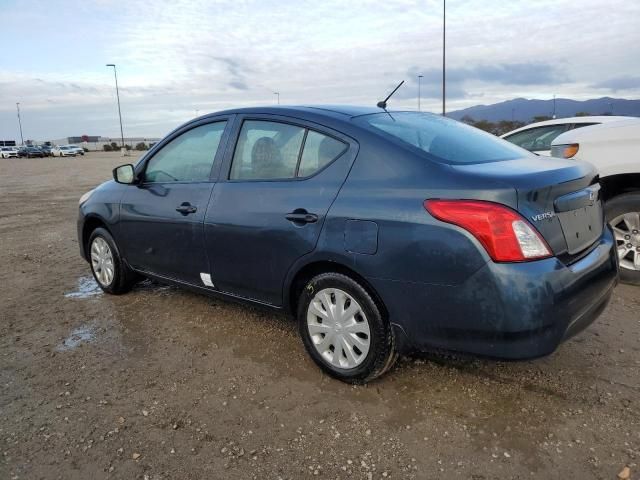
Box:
286;212;318;224
176;203;197;215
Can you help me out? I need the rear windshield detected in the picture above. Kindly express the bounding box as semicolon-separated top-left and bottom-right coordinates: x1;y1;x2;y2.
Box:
355;112;530;164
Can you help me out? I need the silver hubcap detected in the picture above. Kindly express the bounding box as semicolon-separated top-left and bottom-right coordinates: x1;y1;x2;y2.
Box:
611;212;640;271
306;288;371;369
90;237;115;286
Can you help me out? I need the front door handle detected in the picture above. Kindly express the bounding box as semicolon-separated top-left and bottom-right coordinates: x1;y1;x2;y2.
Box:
286;211;318;224
176;202;197;215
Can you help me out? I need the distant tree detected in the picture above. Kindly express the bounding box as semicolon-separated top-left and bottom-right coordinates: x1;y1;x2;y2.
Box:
103;144;113;152
135;142;148;151
460;115;475;124
574;111;591;117
472;120;497;134
110;142;120;151
124;144;132;151
532;115;552;122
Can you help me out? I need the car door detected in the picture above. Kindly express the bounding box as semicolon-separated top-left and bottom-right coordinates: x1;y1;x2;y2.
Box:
118;118;231;284
203;115;357;305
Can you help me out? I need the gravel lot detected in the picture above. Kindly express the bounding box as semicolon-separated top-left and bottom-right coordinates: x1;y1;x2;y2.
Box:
1;152;639;480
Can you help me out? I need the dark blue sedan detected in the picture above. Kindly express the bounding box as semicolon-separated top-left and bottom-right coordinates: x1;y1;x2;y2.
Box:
77;106;619;383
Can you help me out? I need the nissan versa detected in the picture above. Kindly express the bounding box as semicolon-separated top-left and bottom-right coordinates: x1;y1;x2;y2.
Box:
77;106;619;383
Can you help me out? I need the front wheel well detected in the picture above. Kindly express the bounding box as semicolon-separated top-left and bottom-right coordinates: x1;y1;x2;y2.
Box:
600;173;640;202
287;261;388;320
82;217;109;257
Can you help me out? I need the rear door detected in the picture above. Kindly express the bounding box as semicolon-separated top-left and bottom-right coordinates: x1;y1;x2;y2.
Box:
118;118;231;284
203;115;357;305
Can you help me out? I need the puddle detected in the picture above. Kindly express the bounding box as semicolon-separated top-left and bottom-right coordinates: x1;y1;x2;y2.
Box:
64;276;102;298
56;324;96;351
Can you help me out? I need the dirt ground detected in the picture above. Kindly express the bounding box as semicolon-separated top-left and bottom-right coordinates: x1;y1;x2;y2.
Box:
1;152;638;480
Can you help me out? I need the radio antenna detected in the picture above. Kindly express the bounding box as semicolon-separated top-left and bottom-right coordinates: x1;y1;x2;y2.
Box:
376;80;405;109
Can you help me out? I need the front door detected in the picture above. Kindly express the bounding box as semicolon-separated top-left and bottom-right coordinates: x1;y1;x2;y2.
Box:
119;119;229;284
204;117;356;305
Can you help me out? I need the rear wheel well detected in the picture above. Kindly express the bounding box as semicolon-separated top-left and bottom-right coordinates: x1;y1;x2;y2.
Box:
600;173;640;202
288;261;388;319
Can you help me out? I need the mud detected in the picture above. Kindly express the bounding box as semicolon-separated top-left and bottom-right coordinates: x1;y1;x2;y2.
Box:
1;152;638;479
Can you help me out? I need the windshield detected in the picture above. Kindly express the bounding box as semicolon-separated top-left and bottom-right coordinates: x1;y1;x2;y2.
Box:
355;112;531;164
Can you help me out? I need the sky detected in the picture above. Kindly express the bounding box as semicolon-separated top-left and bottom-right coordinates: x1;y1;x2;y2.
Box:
1;0;639;140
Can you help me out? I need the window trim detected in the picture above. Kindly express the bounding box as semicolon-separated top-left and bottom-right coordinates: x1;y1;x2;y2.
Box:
134;116;232;185
225;117;349;183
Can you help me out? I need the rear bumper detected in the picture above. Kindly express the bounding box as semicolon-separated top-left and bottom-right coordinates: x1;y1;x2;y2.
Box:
371;226;619;359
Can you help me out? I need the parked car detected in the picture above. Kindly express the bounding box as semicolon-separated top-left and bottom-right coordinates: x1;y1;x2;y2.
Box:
52;145;77;157
66;144;85;156
501;116;630;156
1;146;18;158
17;147;28;157
78;106;618;383
39;145;53;156
549;118;640;284
21;146;45;158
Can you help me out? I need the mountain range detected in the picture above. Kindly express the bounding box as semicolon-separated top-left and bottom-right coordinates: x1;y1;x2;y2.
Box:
447;97;640;122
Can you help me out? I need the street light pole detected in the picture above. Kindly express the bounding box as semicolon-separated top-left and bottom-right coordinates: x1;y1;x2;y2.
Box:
106;64;125;150
418;75;423;111
16;102;24;145
442;0;446;116
274;92;280;105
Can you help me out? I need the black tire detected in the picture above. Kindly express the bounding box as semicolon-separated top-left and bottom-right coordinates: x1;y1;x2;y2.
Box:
297;272;397;383
88;227;138;294
605;192;640;285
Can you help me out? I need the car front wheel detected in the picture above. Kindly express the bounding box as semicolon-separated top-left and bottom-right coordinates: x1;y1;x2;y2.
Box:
297;272;397;383
606;192;640;285
88;227;138;294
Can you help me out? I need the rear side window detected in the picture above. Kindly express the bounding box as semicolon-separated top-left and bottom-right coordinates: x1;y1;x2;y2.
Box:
145;122;226;183
356;112;529;164
230;120;346;180
503;124;569;152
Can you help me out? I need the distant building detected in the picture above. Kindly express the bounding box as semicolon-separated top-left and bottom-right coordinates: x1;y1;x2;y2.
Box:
0;140;17;147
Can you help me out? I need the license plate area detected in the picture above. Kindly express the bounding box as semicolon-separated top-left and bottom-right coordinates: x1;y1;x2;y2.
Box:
557;202;603;254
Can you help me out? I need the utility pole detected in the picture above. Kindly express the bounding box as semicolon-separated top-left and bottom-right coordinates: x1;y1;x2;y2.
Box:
16;103;24;145
552;94;556;119
442;0;446;116
274;92;280;105
106;64;125;150
418;75;423;111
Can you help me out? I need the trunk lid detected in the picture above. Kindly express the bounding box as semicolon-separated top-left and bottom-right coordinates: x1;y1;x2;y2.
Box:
450;157;603;257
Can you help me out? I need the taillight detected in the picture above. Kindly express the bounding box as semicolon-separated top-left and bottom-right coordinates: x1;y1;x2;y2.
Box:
550;143;579;158
424;200;552;262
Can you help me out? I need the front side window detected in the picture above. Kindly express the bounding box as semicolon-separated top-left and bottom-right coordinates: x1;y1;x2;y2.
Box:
355;112;529;164
145;121;226;183
503;124;569;152
230;120;346;180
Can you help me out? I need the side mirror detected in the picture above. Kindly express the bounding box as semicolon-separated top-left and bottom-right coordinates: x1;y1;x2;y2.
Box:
113;164;136;184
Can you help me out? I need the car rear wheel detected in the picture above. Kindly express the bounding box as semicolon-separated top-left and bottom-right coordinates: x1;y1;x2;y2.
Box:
88;227;138;294
297;272;397;383
606;192;640;285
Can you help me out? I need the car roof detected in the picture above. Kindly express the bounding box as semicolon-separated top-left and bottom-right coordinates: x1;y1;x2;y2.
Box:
501;115;635;137
208;105;402;119
551;117;640;145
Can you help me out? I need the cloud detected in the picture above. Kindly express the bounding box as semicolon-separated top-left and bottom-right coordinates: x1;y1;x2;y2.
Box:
592;76;640;92
0;0;639;139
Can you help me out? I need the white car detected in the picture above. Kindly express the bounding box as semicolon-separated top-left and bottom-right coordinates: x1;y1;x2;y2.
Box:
501;116;630;156
52;145;77;157
1;146;19;158
65;144;85;156
550;119;640;284
504;117;640;284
